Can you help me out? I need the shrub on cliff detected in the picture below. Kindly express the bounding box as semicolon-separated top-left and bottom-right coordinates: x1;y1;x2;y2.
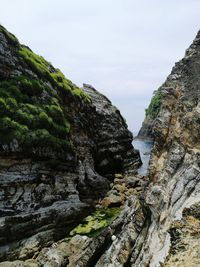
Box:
145;90;162;119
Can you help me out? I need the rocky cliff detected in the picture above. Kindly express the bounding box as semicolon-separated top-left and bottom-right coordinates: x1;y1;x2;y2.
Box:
137;116;154;139
0;25;141;263
1;25;200;267
137;29;200;266
89;29;200;266
31;29;200;267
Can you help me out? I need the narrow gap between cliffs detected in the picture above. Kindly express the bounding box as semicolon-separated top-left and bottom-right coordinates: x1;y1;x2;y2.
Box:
132;137;153;176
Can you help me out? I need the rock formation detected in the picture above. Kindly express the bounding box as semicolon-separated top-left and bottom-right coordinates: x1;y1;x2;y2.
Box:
60;29;200;266
1;25;200;267
88;29;200;266
0;25;141;263
137;116;154;139
136;29;200;266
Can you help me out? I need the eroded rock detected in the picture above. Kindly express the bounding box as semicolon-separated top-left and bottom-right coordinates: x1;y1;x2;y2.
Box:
0;25;141;262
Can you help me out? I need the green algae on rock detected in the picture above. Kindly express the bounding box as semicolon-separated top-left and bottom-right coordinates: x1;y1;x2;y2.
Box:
69;207;121;237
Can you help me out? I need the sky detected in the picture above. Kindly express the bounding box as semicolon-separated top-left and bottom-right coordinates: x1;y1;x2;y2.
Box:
0;0;200;135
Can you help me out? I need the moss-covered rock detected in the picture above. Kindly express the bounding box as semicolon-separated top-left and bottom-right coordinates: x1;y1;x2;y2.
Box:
69;207;121;237
19;46;90;101
145;90;162;119
0;26;90;155
0;75;70;153
0;26;141;263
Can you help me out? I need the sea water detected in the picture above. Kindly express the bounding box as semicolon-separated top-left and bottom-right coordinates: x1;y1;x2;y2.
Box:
132;139;153;176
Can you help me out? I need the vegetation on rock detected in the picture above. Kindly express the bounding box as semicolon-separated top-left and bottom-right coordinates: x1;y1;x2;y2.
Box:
0;25;19;46
0;26;90;154
0;76;71;152
19;46;90;101
145;90;162;119
69;207;121;237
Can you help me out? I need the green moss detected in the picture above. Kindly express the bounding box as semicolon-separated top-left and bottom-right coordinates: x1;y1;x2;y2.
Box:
0;75;71;154
19;46;90;102
145;90;162;119
69;207;121;237
19;46;50;79
23;129;70;152
0;98;7;115
0;117;28;143
0;25;19;46
0;26;90;155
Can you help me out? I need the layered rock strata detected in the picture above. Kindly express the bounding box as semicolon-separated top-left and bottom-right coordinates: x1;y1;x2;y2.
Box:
41;29;200;267
0;173;147;267
2;25;200;267
134;29;200;266
0;25;141;262
88;29;200;267
97;29;200;267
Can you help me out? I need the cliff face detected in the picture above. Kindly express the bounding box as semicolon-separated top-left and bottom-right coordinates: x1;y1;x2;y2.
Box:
1;25;199;267
97;30;200;266
137;30;200;266
44;30;200;267
137;116;154;139
82;83;141;174
0;26;141;261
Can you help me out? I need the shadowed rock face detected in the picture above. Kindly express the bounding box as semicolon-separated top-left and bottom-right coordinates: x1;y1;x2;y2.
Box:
137;116;154;139
0;26;141;261
83;83;141;175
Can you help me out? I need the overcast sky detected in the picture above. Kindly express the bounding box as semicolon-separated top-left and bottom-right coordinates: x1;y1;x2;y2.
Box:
0;0;200;134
